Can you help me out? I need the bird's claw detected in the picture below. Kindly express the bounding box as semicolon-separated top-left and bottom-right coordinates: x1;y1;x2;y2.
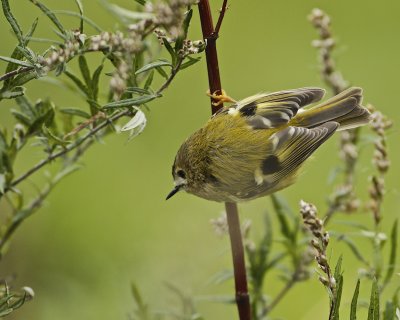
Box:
206;89;236;106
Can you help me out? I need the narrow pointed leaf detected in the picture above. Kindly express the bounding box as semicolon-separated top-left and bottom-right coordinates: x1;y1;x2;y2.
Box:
1;0;23;45
175;9;193;52
180;56;201;70
368;279;380;320
78;56;92;93
271;194;292;241
0;87;25;99
135;60;172;75
0;56;32;68
383;301;395;320
91;64;103;101
350;279;360;320
60;108;91;119
103;94;157;108
64;70;89;96
144;70;154;90
383;220;398;288
155;66;168;80
125;87;151;95
162;38;177;66
73;0;84;32
51;10;102;32
29;0;66;35
133;0;147;5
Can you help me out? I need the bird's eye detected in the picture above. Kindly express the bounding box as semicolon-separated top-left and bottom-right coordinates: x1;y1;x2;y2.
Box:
176;169;186;179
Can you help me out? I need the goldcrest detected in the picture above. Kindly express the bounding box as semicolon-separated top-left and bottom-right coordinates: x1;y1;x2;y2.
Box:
167;87;370;202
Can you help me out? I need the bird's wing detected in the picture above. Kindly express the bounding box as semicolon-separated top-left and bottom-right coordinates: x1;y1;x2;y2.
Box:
221;87;326;129
254;122;339;189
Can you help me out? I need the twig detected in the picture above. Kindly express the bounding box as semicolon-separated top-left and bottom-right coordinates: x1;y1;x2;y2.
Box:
0;66;34;82
197;2;251;319
155;57;184;95
212;0;228;38
8;109;129;191
6;60;186;192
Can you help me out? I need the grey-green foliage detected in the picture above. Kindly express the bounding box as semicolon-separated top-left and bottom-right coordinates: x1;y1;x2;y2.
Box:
0;0;201;316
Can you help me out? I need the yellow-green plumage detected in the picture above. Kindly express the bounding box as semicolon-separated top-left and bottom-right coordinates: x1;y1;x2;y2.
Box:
168;87;371;202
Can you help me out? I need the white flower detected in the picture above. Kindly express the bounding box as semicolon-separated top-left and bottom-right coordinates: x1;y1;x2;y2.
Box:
120;107;147;140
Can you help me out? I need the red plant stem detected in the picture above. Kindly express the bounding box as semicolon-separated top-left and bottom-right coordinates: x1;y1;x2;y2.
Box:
198;0;223;113
197;1;251;319
225;202;251;319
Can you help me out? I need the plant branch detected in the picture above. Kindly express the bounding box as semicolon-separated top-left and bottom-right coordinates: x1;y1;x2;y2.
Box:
8;109;129;191
0;66;34;82
198;2;251;319
7;60;184;192
213;0;228;38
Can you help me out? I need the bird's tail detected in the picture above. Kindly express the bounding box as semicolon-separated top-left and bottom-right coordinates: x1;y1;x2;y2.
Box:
291;87;371;131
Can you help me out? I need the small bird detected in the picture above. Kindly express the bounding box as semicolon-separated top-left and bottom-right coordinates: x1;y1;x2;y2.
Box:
167;87;371;202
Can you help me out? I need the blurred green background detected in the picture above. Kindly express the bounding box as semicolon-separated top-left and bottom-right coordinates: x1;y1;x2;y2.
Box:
0;0;399;319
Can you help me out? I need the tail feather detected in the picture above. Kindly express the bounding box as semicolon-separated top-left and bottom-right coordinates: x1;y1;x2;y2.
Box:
291;87;371;131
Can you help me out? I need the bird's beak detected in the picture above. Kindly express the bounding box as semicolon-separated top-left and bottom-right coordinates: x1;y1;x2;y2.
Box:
166;185;182;200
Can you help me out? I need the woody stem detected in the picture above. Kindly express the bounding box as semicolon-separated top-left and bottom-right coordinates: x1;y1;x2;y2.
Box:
197;1;251;319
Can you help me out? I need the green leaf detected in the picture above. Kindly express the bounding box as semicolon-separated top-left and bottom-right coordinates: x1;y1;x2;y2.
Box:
180;56;201;70
163;38;177;66
350;279;360;320
16;96;36;119
103;95;157;108
383;220;398;288
135;60;172;75
1;0;24;45
42;125;68;146
125;87;151;95
0;173;6;194
334;255;343;281
155;66;168;80
143;70;154;90
55;61;66;76
2;18;37;88
11;110;32;126
27;108;54;135
64;70;89;96
0;56;32;68
336;234;369;265
16;46;36;64
331;255;344;320
0;86;25;99
24;18;39;44
133;0;147;5
50;10;102;32
91;64;103;101
175;9;193;52
29;0;66;35
78;56;92;93
131;282;149;318
383;301;395;320
102;2;152;23
271;194;293;241
368;279;380;320
60;108;91;119
73;0;84;32
332;274;343;320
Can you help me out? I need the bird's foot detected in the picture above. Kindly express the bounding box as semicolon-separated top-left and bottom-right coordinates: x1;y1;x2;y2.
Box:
206;89;236;106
